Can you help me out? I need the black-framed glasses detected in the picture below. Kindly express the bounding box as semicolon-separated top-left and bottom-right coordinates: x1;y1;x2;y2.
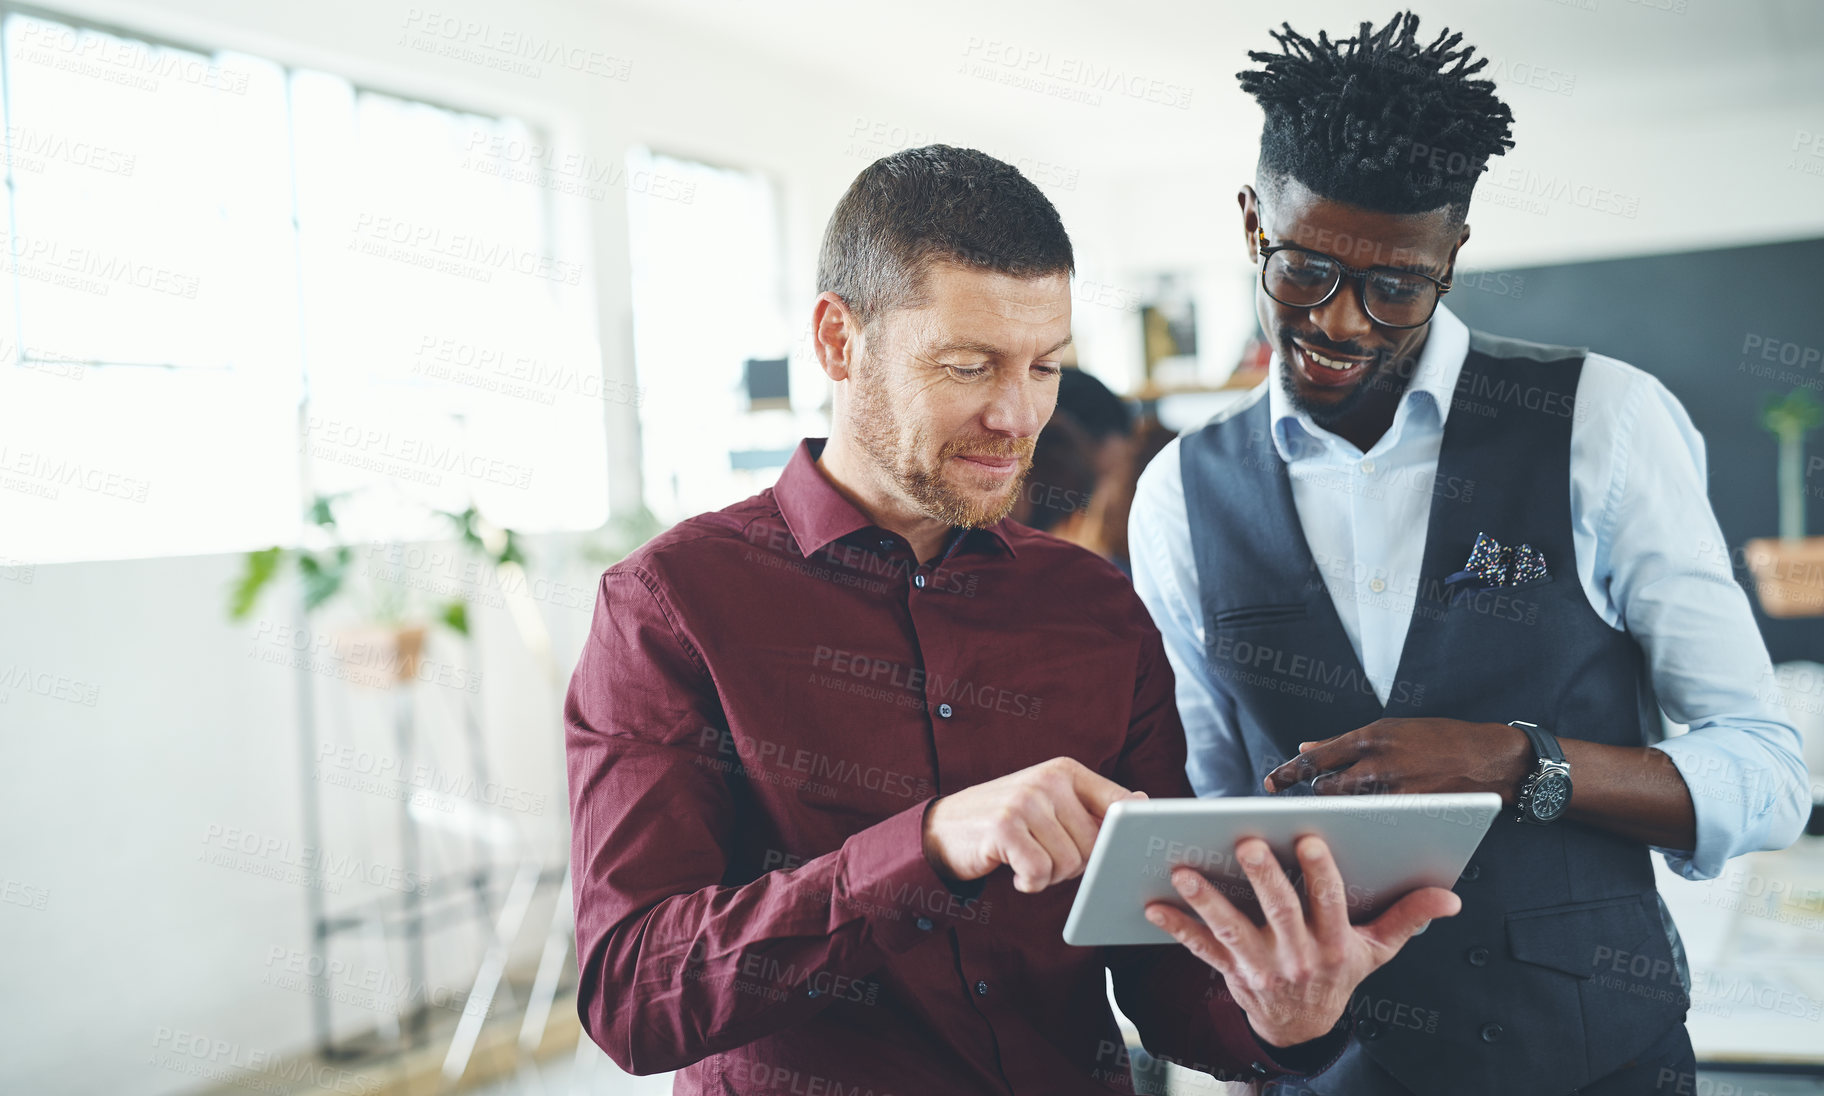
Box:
1256;228;1451;329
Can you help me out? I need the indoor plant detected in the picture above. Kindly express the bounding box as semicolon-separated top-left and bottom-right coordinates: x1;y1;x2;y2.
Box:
1745;389;1824;618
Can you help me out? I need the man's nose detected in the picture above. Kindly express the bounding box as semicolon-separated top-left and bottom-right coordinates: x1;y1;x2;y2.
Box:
979;372;1048;437
1307;277;1376;346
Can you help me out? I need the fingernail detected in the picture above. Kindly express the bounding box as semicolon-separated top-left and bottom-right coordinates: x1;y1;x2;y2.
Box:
1172;871;1198;896
1145;908;1165;925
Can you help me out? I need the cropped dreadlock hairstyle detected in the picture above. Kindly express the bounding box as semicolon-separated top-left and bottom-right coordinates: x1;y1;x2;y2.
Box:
1237;11;1515;217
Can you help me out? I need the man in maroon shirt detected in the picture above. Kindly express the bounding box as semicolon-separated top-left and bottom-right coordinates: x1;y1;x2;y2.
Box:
564;145;1458;1095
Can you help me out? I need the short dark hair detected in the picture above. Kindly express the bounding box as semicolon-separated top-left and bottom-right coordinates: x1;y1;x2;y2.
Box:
816;145;1074;328
1056;368;1134;441
1237;11;1515;217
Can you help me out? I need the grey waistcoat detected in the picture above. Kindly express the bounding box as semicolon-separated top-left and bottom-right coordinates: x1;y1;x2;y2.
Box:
1180;333;1687;1096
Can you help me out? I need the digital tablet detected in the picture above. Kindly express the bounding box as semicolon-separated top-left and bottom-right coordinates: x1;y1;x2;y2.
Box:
1062;793;1502;947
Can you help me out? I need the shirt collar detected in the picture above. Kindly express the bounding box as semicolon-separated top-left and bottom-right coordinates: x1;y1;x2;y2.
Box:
1265;303;1470;462
773;438;1018;559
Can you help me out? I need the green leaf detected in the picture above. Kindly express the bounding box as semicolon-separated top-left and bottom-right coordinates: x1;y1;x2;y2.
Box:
306;493;342;528
439;506;486;553
1763;389;1824;440
496;529;526;568
296;551;347;611
439;599;470;635
228;547;284;620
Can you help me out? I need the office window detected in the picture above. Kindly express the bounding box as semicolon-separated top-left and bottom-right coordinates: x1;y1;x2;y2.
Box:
0;13;606;564
288;75;605;545
626;148;811;523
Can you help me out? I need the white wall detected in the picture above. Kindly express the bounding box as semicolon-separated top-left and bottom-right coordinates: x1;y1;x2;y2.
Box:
0;1;1029;1092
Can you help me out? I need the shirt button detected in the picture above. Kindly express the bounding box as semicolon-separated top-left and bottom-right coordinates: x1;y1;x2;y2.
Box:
1480;1022;1503;1044
937;703;953;718
1467;946;1491;967
1459;863;1481;883
878;537;895;552
1360;459;1376;474
806;987;820;997
913;574;926;588
974;980;989;996
1358;1019;1381;1041
915;916;933;932
1369;578;1386;593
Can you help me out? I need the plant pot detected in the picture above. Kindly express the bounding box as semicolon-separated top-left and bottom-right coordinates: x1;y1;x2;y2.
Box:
335;623;428;686
1745;537;1824;618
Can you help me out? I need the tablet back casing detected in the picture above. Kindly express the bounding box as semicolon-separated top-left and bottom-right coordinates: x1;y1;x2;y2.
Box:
1062;793;1501;947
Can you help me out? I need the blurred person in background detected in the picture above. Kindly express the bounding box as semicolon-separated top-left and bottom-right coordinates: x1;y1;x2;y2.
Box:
1009;409;1101;548
1132;415;1182;485
1054;367;1140;573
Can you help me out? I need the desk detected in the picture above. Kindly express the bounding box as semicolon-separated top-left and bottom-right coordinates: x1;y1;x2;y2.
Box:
1658;838;1824;1065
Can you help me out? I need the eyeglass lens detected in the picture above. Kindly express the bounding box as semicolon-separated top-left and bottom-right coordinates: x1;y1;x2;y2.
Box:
1263;249;1438;327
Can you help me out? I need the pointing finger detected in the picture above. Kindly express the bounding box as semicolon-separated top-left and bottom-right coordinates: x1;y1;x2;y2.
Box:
1068;762;1139;819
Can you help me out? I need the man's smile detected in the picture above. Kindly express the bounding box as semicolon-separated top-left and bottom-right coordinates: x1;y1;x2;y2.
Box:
1289;338;1377;390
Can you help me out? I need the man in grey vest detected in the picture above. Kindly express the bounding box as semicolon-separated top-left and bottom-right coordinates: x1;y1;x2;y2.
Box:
1131;12;1812;1095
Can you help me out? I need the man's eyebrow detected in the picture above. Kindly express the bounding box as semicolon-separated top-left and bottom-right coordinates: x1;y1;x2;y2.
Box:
1372;249;1446;276
931;334;1075;358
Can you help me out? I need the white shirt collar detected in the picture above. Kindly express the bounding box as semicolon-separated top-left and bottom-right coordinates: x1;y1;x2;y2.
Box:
1265;304;1470;462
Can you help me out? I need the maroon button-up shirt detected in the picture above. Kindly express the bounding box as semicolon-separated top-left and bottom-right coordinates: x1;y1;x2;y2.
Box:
565;439;1315;1094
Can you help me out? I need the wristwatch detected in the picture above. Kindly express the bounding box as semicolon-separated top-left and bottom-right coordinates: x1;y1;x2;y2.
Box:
1510;720;1572;825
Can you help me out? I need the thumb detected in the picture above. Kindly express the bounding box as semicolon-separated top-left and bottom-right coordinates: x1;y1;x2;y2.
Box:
1357;886;1462;965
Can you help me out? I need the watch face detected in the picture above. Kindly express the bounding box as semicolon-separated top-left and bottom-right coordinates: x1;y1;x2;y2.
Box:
1531;772;1572;821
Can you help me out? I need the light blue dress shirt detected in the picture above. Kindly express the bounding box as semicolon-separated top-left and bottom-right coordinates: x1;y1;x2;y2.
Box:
1130;304;1811;880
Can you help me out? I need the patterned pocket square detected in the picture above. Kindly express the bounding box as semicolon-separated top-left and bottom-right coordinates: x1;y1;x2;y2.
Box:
1446;531;1549;590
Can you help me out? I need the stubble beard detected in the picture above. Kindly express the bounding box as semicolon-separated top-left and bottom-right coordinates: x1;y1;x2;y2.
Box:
846;362;1034;529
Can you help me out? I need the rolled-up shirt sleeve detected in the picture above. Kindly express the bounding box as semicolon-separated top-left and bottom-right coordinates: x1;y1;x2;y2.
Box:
1584;363;1812;878
564;567;963;1075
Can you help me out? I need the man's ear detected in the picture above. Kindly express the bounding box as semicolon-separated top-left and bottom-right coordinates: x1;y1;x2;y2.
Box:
1445;223;1472;283
812;291;860;382
1239;185;1262;262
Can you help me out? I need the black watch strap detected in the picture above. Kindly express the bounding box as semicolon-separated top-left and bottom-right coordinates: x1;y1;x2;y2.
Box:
1511;720;1562;763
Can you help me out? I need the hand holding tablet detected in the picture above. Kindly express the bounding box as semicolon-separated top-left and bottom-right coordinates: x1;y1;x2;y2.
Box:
1143;832;1461;1047
922;760;1487;1048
